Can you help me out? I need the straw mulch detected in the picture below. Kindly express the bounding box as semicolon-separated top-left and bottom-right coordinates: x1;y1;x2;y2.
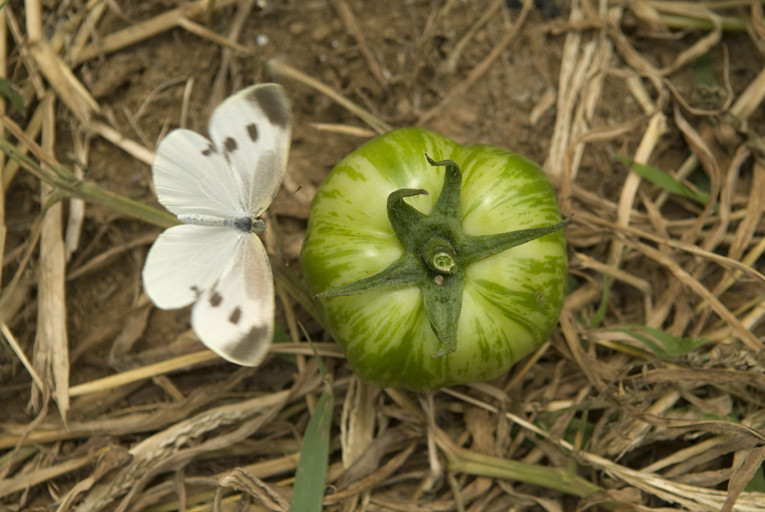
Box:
1;0;764;510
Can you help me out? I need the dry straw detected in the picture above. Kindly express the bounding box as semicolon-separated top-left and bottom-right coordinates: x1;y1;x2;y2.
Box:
0;0;764;510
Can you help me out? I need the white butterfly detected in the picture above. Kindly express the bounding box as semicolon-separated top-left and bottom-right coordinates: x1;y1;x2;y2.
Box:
142;83;292;366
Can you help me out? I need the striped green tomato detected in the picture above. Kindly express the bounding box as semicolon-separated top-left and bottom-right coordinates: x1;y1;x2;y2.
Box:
301;128;568;390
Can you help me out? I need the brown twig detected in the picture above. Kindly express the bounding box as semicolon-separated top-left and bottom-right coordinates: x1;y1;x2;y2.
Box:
329;0;389;89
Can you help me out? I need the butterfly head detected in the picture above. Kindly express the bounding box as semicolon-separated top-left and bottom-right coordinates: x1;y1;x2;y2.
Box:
234;216;268;234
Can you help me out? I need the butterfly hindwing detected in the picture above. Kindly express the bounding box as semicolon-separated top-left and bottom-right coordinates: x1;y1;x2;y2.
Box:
142;224;243;310
191;234;274;366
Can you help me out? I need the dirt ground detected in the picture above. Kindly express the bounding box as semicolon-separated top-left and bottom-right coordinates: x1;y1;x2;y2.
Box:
2;0;765;510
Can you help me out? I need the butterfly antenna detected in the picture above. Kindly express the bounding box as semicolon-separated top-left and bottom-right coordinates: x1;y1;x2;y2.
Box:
263;185;303;222
261;185;304;264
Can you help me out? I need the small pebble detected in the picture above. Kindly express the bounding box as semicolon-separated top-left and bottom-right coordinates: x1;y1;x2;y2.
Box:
312;25;332;42
289;22;306;36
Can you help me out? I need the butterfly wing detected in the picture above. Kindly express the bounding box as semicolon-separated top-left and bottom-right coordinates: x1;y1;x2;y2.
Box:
152;130;245;219
191;233;274;366
143;226;274;366
142;224;242;309
208;84;292;216
151;84;291;219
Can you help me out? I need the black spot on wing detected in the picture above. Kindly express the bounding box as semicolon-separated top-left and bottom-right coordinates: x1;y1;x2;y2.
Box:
226;323;271;364
246;123;258;142
223;137;238;153
229;307;242;325
209;291;223;307
201;142;216;156
252;86;290;129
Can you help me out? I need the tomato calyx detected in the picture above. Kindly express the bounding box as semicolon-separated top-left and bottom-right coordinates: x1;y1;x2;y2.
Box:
422;237;457;274
315;154;570;358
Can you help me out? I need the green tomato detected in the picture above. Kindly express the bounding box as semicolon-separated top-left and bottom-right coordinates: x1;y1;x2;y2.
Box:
301;128;568;390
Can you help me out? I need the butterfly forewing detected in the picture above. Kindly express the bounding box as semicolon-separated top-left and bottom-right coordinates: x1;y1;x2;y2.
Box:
191;234;274;366
152;130;245;219
208;84;292;216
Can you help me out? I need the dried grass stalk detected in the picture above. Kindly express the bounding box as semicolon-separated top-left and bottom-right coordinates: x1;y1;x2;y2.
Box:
31;96;69;420
29;41;100;124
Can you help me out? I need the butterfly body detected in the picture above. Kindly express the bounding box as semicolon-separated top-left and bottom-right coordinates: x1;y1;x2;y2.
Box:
142;84;292;366
176;214;262;233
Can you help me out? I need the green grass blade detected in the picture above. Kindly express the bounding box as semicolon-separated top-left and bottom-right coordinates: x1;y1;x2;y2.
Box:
291;390;333;512
0;78;25;115
613;153;710;206
617;324;707;358
745;465;765;493
291;340;334;512
692;52;716;89
590;276;610;329
0;134;177;228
